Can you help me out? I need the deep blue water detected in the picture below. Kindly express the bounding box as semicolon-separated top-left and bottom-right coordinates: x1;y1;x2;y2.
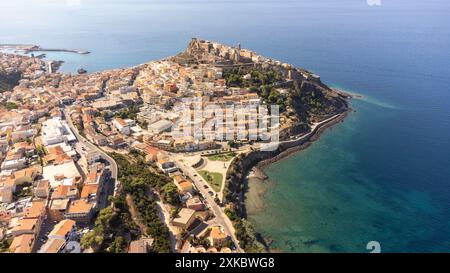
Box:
1;0;449;252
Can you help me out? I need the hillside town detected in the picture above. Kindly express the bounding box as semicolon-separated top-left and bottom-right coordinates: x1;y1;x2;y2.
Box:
0;38;347;253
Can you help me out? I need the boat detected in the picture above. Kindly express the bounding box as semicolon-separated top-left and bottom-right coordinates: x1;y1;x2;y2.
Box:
77;68;87;74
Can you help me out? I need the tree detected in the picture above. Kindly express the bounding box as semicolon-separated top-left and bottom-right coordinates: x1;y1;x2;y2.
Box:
140;120;148;129
162;183;180;206
2;102;18;110
227;140;236;149
81;230;104;252
108;236;126;253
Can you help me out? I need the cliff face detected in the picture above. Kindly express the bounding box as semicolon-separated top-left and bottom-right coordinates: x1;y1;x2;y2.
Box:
291;79;348;123
224;111;350;219
177;38;351;211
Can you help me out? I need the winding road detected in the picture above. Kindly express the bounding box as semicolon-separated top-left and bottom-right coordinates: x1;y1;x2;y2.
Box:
62;108;119;200
173;155;244;253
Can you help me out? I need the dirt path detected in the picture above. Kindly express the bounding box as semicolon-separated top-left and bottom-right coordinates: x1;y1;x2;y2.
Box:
125;194;147;234
147;190;178;252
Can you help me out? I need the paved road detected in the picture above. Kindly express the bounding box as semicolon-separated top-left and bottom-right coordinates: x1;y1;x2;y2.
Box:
62;108;119;200
173;157;244;253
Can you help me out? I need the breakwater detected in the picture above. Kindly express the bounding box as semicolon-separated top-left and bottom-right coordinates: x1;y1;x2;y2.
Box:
0;44;90;55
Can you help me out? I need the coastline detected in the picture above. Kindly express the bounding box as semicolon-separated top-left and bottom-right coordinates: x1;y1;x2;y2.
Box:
261;108;351;251
224;100;353;252
2;39;353;253
257;107;351;171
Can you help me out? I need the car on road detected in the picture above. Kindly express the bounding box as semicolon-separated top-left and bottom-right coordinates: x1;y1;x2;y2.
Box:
203;185;208;189
208;191;214;196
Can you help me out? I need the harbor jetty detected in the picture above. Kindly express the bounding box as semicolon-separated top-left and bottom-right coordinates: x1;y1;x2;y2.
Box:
0;44;90;55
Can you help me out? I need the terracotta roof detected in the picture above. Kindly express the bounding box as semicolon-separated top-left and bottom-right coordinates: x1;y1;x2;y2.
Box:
39;238;65;253
13;167;36;181
173;175;186;184
67;199;94;214
24;200;46;219
43;150;72;165
13;142;34;150
178;181;193;192
49;219;76;237
46;145;65;155
210;226;228;241
144;146;160;157
0;175;15;187
51;185;78;200
80;184;98;199
9;234;34;253
12;218;39;233
85;172;100;184
114;118;127;127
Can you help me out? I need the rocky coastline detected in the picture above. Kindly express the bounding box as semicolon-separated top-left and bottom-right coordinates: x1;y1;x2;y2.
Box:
224;97;352;252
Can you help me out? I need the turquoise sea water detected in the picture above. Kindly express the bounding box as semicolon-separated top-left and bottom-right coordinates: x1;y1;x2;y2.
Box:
1;0;449;252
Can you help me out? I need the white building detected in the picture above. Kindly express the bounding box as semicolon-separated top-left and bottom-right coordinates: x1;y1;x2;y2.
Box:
148;119;173;134
1;158;26;172
41;118;76;146
43;161;82;188
112;118;135;135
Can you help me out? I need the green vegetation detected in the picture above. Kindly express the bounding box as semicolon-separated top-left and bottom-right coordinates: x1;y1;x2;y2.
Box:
188;236;210;248
74;122;85;137
110;153;173;253
199;170;223;192
206;152;236;162
13;184;33;200
224;67;283;89
81;199;140;253
0;81;7;93
81;152;176;253
0;101;19;110
138;120;148;129
115;105;140;120
224;208;266;253
0;237;12;253
161;183;180;206
223;67;287;112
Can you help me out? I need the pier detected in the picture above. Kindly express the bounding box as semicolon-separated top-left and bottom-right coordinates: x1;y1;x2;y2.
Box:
0;44;90;55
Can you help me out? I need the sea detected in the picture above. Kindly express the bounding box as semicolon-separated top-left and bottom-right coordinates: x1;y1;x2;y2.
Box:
1;0;449;252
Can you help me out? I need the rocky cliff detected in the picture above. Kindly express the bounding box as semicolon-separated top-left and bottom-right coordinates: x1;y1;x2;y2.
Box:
173;38;349;138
